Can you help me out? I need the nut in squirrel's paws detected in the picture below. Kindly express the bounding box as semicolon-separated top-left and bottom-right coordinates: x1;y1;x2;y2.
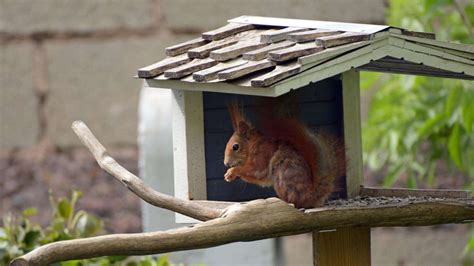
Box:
224;168;237;182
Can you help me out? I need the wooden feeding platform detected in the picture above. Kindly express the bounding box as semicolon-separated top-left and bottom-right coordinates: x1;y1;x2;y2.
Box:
12;16;474;266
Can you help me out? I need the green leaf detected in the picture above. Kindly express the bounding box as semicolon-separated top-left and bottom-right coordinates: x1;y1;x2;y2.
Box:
22;208;38;217
72;212;103;238
445;82;462;116
60;260;81;266
23;230;41;248
407;175;418;188
156;255;170;266
58;199;72;220
383;164;403;187
417;113;445;137
448;123;463;168
461;93;474;134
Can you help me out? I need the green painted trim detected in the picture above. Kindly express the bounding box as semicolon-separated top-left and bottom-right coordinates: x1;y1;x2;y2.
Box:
342;69;363;198
145;78;277;97
388;37;474;65
391;33;474;53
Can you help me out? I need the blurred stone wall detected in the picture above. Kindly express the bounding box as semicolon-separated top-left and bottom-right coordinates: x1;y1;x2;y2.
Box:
1;0;387;149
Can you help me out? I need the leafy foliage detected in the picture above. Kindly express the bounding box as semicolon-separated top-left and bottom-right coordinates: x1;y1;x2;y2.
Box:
362;0;474;189
361;0;474;262
0;191;171;266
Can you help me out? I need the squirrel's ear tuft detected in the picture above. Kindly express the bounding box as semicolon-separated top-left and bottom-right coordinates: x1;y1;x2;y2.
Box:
238;121;250;136
228;101;245;131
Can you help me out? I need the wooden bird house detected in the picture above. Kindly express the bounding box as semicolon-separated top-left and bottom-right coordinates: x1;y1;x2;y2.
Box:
137;15;473;230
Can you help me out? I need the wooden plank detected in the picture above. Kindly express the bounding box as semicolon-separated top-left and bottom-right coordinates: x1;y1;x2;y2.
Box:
360;62;474;80
210;40;268;61
146;78;277;97
298;40;373;66
401;29;436;39
193;58;248;82
164;58;218;79
389;37;474;65
137;53;191;78
250;62;301;87
171;90;207;201
269;42;324;62
273;40;390;96
418;43;474;60
314;227;371;266
202;23;256;41
188;29;264;59
287;29;342;43
315;32;371;48
391;33;474;53
229;15;390;34
260;27;309;43
342;69;363;198
360;186;472;199
387;45;474;76
242;40;296;61
187;38;240;59
165;37;209;56
313;68;369;266
217;59;276;80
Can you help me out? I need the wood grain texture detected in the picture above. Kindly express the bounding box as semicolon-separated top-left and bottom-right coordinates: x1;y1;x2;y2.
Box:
193;59;248;82
137;53;191;78
164;58;218;79
361;186;471;198
315;32;371;48
269;42;324;62
187;38;240;59
287;29;342;43
313;69;369;266
202;23;256;41
217;59;275;80
70;121;221;222
210;40;268;61
314;227;371;266
260;27;309;43
13;197;474;265
298;40;372;66
242;40;296;61
165;37;209;56
250;62;301;87
401;29;436;39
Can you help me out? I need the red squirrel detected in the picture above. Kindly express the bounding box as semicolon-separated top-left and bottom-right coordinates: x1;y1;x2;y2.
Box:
223;102;345;208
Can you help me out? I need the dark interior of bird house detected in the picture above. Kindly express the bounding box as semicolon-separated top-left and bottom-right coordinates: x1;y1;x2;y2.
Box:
203;75;348;202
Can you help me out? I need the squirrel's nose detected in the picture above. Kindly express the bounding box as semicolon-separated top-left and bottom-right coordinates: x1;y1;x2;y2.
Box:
224;162;230;167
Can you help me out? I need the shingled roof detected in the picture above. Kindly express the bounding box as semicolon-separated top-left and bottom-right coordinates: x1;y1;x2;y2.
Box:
138;16;474;97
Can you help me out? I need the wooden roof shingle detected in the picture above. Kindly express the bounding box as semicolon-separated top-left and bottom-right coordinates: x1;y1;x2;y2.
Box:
138;16;474;97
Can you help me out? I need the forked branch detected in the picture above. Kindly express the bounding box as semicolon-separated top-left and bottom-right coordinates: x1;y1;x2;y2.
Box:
69;121;222;221
11;121;474;265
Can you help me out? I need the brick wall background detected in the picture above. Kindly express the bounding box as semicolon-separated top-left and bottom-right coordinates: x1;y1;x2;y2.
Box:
3;1;469;265
1;0;387;149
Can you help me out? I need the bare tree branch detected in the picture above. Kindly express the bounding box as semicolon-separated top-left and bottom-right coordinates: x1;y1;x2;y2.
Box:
70;120;222;221
10;121;474;265
12;197;474;265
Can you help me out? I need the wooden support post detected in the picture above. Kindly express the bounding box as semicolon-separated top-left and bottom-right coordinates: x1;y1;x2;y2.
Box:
171;90;208;223
312;69;371;266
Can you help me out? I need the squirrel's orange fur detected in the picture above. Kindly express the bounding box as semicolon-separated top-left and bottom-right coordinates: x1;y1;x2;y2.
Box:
223;102;345;208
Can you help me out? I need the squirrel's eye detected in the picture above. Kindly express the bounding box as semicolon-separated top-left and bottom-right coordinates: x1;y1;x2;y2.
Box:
232;143;240;151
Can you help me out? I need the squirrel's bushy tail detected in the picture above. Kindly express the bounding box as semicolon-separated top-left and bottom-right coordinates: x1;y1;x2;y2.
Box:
262;117;346;207
255;96;346;207
311;130;346;204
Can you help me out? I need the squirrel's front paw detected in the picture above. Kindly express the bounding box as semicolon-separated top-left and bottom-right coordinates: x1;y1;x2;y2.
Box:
224;168;237;182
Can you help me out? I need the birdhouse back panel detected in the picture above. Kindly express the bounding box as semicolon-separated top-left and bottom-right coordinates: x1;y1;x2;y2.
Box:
203;76;346;202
